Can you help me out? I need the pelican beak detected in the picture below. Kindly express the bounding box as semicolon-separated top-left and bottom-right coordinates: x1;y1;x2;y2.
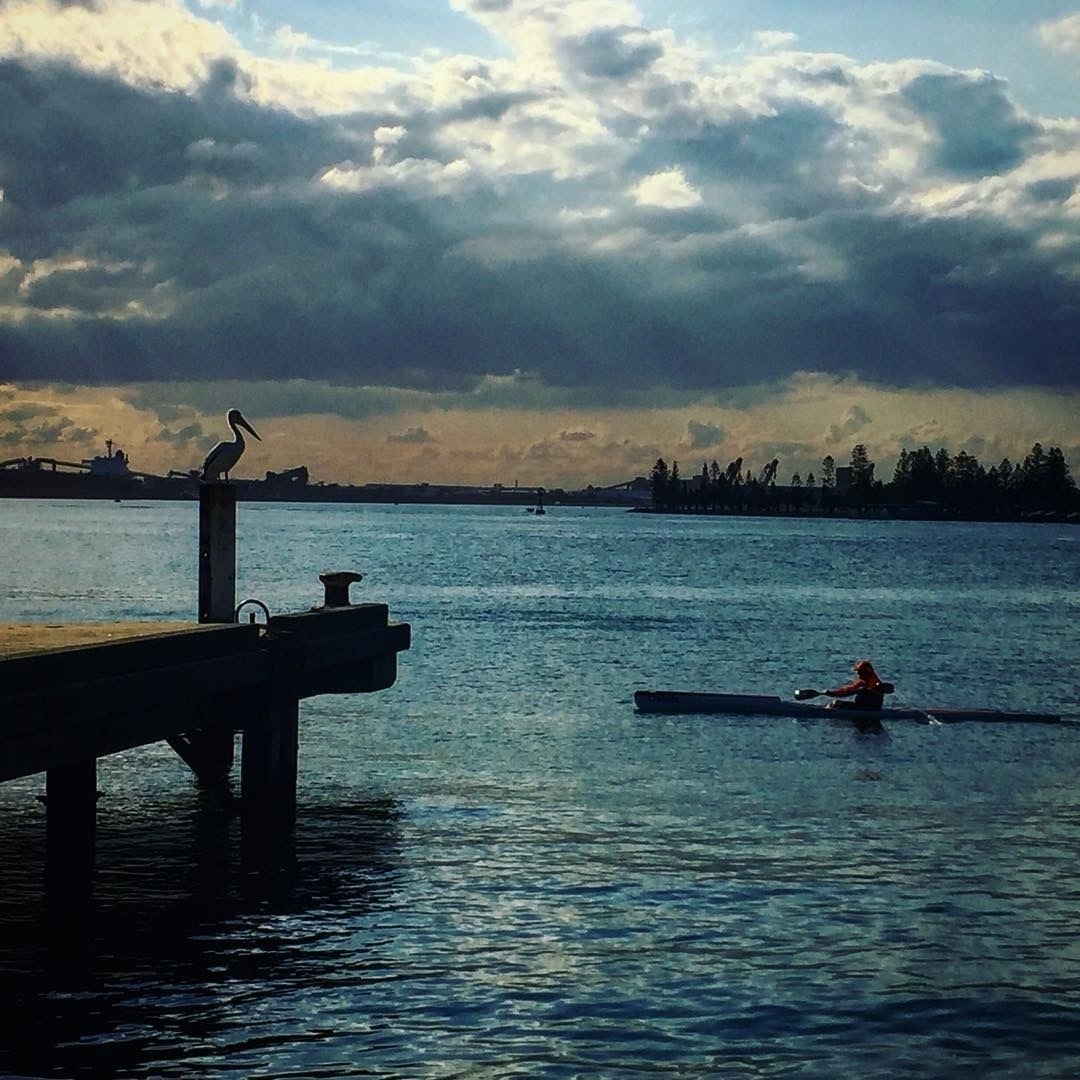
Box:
237;415;261;441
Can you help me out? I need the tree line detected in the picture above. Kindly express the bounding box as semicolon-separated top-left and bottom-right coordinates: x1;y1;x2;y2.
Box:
649;442;1078;517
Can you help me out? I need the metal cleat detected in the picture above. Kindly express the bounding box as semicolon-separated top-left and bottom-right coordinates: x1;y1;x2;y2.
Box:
319;571;363;607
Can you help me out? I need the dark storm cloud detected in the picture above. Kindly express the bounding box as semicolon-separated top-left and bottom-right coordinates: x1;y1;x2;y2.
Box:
3;180;1077;393
0;403;62;424
646;104;843;187
0;408;94;446
153;421;206;445
0;7;1078;401
687;421;724;449
557;26;664;81
902;73;1039;177
0;58;372;214
1027;176;1076;203
626;102;873;226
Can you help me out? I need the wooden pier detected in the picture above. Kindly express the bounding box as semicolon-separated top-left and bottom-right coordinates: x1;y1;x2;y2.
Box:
1;483;411;879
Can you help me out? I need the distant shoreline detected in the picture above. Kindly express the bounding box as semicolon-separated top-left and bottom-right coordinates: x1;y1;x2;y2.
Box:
0;474;1075;523
626;506;1079;524
0;472;624;508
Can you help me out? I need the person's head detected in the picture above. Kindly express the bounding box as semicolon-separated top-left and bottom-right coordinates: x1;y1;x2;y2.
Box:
854;659;877;680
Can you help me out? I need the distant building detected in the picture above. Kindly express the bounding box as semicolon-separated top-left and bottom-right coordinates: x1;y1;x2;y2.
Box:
265;465;310;486
834;465;873;494
586;477;653;504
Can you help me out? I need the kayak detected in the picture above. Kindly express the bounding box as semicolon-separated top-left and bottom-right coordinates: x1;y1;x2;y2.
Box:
632;690;1061;724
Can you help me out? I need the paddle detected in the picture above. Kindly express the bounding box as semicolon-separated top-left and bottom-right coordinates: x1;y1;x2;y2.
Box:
795;680;895;702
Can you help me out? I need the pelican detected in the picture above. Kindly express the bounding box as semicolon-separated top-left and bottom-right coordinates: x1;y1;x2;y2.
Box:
201;408;261;482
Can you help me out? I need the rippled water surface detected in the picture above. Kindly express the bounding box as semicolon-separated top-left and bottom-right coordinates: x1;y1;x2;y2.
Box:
2;501;1080;1077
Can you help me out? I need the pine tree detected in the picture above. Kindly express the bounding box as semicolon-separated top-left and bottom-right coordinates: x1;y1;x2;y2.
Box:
850;444;874;489
649;458;669;506
821;455;835;488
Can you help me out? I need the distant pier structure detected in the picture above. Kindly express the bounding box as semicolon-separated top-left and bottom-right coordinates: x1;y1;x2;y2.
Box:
1;481;411;884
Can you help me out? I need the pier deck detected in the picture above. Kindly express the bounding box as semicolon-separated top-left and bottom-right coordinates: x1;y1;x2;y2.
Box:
1;607;410;785
0;620;199;659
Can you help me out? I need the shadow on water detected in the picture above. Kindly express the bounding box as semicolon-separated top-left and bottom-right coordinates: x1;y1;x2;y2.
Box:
0;787;404;1079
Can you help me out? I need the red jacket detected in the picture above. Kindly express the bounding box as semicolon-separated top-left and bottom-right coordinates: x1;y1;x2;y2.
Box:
828;674;886;709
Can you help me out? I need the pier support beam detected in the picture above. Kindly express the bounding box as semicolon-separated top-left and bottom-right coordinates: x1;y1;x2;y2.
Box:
167;727;237;785
45;758;97;892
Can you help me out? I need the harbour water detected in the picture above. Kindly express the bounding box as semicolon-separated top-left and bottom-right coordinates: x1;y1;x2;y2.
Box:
2;500;1080;1078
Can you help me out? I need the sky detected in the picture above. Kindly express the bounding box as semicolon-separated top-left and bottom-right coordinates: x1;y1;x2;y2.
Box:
1;0;1079;488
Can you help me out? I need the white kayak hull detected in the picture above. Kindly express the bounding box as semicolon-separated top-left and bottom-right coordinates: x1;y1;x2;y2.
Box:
633;690;1060;724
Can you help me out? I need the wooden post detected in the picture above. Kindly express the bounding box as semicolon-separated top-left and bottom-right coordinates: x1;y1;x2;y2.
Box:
199;482;237;623
172;481;238;782
45;758;97;894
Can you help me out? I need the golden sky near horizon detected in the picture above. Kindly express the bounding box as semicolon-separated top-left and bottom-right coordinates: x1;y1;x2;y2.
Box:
3;378;1078;489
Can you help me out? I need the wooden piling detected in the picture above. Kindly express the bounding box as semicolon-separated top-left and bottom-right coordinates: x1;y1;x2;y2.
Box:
241;636;300;825
198;482;298;821
175;482;240;782
199;482;237;623
45;758;97;892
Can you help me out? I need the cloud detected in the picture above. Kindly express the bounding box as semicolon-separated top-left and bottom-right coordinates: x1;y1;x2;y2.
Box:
825;404;871;443
1;403;62;425
906;418;944;439
902;73;1038;177
630;167;702;208
387;425;436;443
0;0;236;94
686;419;724;448
1036;14;1080;55
752;31;798;51
559;429;595;441
0;0;1076;411
154;421;206;445
320;156;475;196
0;408;93;446
557;25;664;80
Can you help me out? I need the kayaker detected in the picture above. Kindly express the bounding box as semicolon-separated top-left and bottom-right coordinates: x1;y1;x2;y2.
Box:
826;660;890;711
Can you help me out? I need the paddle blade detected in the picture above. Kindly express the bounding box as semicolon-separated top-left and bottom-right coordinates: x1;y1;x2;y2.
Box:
794;688;825;700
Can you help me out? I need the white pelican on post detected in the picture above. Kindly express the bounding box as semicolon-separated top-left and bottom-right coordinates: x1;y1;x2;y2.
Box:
201;408;261;481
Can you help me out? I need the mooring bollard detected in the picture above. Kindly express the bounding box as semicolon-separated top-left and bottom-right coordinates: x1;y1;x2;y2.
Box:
319;570;363;607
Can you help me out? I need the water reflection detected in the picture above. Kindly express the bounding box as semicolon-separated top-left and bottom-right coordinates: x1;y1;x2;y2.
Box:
4;508;1080;1075
0;792;403;1078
